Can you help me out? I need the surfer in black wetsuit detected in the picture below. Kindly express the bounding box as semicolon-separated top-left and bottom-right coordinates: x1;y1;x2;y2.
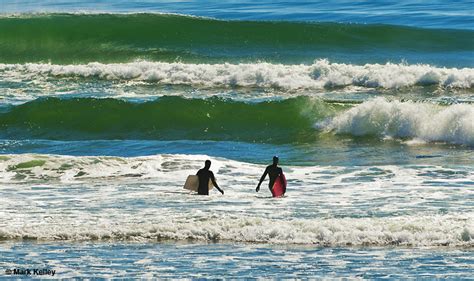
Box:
197;160;224;195
256;156;285;194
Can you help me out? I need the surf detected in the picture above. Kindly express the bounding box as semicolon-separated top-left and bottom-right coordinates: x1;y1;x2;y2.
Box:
0;152;472;247
1;213;472;247
2;60;473;91
0;96;472;146
319;98;474;146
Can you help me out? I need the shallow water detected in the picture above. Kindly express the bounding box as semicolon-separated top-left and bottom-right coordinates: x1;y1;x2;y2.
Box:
2;241;473;278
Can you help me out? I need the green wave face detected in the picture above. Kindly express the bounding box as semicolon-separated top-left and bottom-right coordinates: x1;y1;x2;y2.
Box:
0;96;343;143
0;13;472;64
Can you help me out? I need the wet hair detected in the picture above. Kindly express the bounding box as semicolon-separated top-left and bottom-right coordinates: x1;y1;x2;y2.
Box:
273;156;279;164
205;160;211;167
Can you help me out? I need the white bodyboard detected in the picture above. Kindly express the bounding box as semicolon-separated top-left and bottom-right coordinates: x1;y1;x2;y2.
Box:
183;175;214;192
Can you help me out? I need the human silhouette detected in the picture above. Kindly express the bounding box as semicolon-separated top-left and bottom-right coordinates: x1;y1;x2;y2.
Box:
196;160;224;195
256;156;285;194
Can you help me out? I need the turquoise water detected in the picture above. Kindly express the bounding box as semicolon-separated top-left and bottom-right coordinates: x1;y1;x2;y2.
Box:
0;14;472;66
0;0;473;279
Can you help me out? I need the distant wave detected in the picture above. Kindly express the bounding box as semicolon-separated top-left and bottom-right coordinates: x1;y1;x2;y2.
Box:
2;60;473;90
0;13;472;64
321;98;474;146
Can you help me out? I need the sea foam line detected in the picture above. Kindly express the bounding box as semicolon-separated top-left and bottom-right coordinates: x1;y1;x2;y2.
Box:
1;214;473;247
1;59;473;89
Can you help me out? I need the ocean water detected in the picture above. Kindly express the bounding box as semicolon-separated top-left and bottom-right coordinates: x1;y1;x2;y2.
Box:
0;0;473;278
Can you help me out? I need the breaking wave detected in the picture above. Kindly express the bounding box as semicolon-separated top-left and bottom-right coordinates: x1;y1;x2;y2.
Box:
0;96;473;145
321;98;474;146
1;60;473;90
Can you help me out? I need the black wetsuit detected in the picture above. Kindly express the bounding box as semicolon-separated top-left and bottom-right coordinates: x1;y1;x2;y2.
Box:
196;168;215;195
262;164;283;191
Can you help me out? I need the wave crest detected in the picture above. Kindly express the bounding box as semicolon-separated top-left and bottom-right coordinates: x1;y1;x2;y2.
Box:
321;98;474;146
1;60;473;90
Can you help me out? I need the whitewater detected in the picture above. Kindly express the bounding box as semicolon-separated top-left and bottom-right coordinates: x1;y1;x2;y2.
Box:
1;153;473;247
2;60;473;90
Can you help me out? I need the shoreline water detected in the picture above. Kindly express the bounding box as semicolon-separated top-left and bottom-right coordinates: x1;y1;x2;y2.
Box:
2;240;473;278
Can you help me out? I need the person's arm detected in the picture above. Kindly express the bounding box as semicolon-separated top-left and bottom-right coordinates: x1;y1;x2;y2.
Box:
256;167;269;192
211;172;224;195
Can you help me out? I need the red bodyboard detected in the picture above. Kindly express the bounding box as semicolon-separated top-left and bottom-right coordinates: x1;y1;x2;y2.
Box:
272;173;287;197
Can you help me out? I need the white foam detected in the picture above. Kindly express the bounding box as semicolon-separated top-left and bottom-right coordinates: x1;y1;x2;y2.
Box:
0;153;219;183
1;213;472;247
1;59;473;90
1;153;473;247
320;98;474;146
